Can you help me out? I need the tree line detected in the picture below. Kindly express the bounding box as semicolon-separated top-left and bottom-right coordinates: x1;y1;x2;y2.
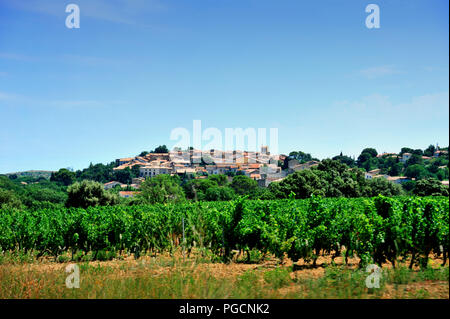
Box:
0;144;448;210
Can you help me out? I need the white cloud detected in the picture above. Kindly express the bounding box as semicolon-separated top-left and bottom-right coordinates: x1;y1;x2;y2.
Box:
60;54;129;67
0;91;21;101
331;91;449;124
49;99;127;108
0;52;128;67
359;65;400;79
292;92;449;159
0;52;35;62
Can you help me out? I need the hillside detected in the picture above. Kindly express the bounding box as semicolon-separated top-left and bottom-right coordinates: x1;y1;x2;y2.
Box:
5;170;54;180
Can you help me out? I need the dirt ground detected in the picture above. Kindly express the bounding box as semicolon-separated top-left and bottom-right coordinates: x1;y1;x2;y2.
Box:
2;251;448;280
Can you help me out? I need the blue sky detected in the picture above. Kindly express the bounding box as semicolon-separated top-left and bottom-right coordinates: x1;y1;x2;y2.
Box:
0;0;448;173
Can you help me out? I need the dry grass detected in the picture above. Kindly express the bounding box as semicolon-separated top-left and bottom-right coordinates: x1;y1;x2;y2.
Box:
0;250;448;299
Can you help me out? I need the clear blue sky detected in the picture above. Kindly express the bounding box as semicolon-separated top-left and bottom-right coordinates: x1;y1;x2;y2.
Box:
0;0;448;173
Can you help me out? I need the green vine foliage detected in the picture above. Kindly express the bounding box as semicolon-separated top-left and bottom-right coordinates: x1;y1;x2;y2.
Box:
0;196;448;267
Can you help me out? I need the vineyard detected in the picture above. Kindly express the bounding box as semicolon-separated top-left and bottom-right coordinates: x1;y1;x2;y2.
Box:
0;195;448;268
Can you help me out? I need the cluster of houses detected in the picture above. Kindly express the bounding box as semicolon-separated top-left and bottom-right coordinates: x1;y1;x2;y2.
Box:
366;148;449;184
364;169;412;184
377;149;449;164
106;147;449;197
110;146;290;197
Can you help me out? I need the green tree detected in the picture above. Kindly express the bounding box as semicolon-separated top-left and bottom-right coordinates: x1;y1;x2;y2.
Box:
139;174;185;204
405;154;423;167
253;187;276;200
413;178;449;196
183;178;217;200
270;160;369;198
424;144;436;157
402;180;416;193
288;151;313;163
435;168;449;181
76;162;115;183
0;188;22;209
230;175;258;196
153;145;169;153
66;180;118;208
114;167;132;184
388;162;403;176
24;185;67;206
131;165;141;178
50;168;76;186
205;186;235;201
269;169;325;199
360;148;378;158
400;147;414;155
404;164;428;180
366;178;404;197
356;149;379;171
208;174;228;186
332;154;356;167
357;152;372;166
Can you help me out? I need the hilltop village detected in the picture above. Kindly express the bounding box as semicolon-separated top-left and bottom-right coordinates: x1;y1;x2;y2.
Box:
105;145;449;198
109;146;294;192
1;144;448;204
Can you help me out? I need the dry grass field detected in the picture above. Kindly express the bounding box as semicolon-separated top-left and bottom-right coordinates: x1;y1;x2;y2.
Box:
0;250;448;299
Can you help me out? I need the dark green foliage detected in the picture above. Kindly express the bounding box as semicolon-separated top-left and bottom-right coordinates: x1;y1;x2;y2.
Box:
66;180;119;208
406;154;423;167
183;175;236;201
0;175;67;210
288;151;313;163
205;186;235;201
388;162;403;176
0;175;22;194
139;174;185;204
269;160;370;198
230;175;258;196
405;164;429;180
269;169;326;199
76;162;116;183
332;154;356;167
114;167;132;184
360;148;378;158
402;180;416;192
413;178;449;196
2;144;448;212
208;174;228;186
400;147;414;155
50;168;75;186
0;188;22;209
21;183;67;208
130;164;141;178
356;148;380;172
424;145;436;157
153;145;169;153
352;144;448;183
0;196;447;266
366;178;404;197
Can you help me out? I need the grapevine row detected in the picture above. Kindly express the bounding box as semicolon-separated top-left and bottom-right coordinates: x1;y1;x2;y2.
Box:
0;196;448;267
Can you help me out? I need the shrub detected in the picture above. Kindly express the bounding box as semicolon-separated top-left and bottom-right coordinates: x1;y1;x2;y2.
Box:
66;180;119;208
